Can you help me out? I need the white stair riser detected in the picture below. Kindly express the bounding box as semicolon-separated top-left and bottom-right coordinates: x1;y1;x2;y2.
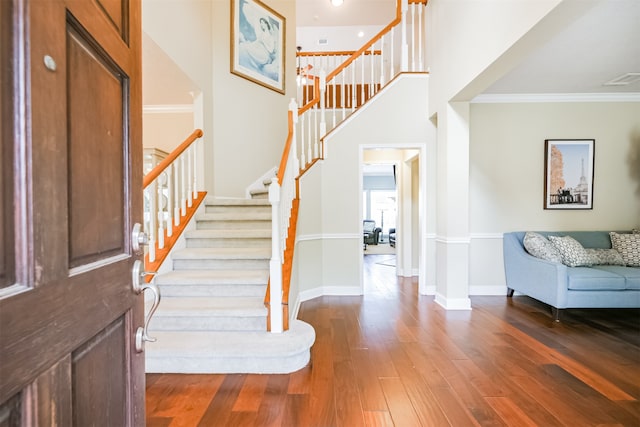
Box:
173;259;270;270
196;220;271;230
205;205;271;214
150;315;266;332
145;352;310;374
186;238;270;248
158;284;267;298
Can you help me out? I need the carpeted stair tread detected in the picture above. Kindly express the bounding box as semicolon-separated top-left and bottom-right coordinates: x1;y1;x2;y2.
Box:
204;197;270;206
172;247;271;260
154;269;268;285
147;320;315;358
185;229;271;239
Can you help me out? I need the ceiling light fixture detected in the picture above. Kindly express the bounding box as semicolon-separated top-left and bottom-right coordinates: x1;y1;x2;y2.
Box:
331;0;344;6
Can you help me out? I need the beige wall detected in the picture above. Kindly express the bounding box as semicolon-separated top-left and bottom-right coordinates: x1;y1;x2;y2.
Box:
295;75;433;298
143;112;194;153
469;101;640;292
211;0;297;198
143;0;296;198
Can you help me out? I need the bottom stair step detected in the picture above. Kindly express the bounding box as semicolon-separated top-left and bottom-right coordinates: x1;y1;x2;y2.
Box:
145;320;316;374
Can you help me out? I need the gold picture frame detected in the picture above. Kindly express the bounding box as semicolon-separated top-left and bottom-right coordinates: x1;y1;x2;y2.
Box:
231;0;285;94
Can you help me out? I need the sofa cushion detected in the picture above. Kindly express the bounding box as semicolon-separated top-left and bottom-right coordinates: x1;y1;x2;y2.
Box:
523;231;562;263
610;232;640;267
567;267;626;291
548;235;592;267
591;266;640;290
585;248;625;266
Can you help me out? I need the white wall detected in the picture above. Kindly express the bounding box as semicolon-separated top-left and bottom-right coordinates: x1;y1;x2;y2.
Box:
142;0;215;190
143;0;296;198
295;75;433;298
469;101;640;293
211;0;297;198
142;112;194;153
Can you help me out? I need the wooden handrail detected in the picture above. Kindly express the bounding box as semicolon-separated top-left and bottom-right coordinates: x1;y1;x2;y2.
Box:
143;128;203;188
298;50;381;57
276;110;295;185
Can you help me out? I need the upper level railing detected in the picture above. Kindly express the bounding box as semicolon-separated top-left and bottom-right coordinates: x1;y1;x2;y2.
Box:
266;0;428;332
143;129;206;275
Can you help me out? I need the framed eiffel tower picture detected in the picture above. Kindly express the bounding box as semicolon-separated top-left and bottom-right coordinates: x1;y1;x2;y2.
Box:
544;139;595;210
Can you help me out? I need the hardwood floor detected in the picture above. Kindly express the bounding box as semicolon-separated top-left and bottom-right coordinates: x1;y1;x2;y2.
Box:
146;254;640;426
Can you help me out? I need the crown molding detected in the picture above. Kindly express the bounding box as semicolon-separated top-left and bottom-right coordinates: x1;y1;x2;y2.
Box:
143;104;194;113
471;92;640;104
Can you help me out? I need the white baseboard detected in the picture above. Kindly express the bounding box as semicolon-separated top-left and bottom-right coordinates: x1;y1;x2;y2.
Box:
469;285;508;296
435;293;472;310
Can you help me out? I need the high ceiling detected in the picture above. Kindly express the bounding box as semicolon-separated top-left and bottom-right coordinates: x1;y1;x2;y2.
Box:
297;0;640;96
143;0;640;106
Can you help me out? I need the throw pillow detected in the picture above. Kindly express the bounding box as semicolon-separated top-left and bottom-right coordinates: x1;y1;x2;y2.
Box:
523;231;562;263
609;232;640;267
548;235;592;267
584;248;625;266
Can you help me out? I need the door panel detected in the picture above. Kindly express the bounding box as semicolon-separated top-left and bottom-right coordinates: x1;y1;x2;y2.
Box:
72;316;127;426
0;0;144;425
67;22;126;268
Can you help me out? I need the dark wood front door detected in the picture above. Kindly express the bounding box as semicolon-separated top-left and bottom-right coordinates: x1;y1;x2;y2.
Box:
1;0;144;425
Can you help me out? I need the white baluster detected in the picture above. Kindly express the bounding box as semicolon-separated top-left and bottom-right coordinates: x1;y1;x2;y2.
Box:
187;147;193;208
411;4;416;72
380;34;386;87
360;55;365;107
148;182;157;262
401;0;409;71
157;173;165;249
319;68;327;139
166;165;173;237
300;113;306;167
418;5;423;71
181;154;187;217
307;112;312;165
370;45;374;99
192;144;198;200
332;56;337;128
351;59;356;111
341;63;346;120
173;159;180;226
390;27;395;78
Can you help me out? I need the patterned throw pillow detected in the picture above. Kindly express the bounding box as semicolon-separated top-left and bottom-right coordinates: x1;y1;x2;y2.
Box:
584;248;625;266
523;232;563;263
548;235;592;267
609;232;640;267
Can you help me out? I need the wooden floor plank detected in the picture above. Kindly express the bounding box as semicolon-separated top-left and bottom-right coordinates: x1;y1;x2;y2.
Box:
145;255;640;426
379;377;423;427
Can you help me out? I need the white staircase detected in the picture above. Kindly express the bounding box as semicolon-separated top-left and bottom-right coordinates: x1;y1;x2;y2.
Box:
145;197;315;374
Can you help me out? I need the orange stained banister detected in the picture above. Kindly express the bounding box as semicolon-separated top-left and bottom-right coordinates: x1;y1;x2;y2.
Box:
298;50;381;57
276;110;295;185
143;128;203;188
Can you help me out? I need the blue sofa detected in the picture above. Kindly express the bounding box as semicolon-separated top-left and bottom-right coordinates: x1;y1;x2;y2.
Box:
503;231;640;320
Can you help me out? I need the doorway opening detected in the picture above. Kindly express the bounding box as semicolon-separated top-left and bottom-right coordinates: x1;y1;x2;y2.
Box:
360;146;426;294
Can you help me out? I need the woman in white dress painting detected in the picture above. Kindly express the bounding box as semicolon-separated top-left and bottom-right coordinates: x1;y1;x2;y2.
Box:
238;0;279;81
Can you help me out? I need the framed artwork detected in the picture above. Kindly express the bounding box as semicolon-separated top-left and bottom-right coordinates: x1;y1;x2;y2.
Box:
544;139;595;210
231;0;285;94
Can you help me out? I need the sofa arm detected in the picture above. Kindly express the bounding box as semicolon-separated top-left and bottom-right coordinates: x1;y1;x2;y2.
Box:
503;233;569;308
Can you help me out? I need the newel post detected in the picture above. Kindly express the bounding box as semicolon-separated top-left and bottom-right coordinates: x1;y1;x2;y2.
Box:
268;177;284;333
